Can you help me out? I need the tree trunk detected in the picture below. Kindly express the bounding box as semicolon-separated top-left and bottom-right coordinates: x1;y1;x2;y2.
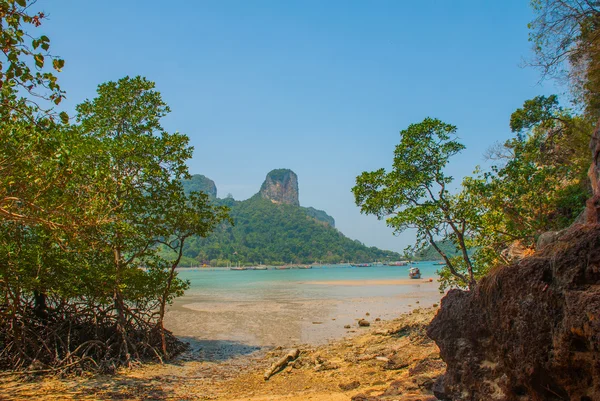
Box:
113;246;131;363
157;240;186;359
33;290;48;320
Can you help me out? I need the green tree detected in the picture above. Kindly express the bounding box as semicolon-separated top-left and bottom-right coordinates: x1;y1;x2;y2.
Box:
154;191;230;356
1;74;231;371
0;0;66;120
352;118;477;289
0;0;70;228
73;76;231;364
0;0;98;371
528;2;600;219
461;96;591;269
0;1;230;372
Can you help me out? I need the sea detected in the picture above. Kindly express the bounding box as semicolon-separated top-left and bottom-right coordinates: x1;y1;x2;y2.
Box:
176;261;442;301
165;262;444;356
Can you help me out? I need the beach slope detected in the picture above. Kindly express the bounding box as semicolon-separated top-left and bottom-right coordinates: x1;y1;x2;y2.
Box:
0;308;443;400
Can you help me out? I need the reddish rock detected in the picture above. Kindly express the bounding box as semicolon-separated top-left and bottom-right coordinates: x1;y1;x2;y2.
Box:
427;225;600;401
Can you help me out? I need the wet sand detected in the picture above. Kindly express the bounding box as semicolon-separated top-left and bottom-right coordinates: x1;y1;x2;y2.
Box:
306;279;435;286
0;308;443;401
164;278;443;354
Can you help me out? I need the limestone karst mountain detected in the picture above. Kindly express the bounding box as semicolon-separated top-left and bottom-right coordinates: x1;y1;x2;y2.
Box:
179;169;400;265
258;168;300;206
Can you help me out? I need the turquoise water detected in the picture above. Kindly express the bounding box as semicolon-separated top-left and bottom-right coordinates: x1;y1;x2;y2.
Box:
176;262;442;301
167;262;444;347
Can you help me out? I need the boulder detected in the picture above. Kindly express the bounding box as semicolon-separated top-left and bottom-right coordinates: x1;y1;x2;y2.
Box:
339;380;361;391
427;225;600;400
384;352;411;370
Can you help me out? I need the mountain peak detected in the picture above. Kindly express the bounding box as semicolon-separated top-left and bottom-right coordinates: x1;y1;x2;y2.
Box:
182;174;217;198
259;169;299;206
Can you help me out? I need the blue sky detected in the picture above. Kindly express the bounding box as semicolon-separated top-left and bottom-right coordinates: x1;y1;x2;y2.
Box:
43;1;556;253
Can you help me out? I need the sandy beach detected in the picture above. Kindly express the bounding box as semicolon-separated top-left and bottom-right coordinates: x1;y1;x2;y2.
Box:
164;276;443;350
0;271;446;400
0;308;444;401
306;279;435;286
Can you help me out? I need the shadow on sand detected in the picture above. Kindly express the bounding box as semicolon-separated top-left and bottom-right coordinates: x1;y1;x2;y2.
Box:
177;337;263;362
1;339;264;401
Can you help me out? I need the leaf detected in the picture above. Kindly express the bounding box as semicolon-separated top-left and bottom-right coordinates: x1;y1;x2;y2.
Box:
15;0;26;7
59;111;69;124
34;54;44;68
52;58;64;72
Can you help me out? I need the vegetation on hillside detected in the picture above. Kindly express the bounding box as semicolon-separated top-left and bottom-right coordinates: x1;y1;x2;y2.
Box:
175;195;401;266
411;240;472;261
182;174;217;198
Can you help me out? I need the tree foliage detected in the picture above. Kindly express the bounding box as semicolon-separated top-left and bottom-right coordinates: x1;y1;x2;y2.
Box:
0;2;229;371
353;118;477;289
0;0;71;229
0;0;66;120
461;95;591;271
529;0;600;116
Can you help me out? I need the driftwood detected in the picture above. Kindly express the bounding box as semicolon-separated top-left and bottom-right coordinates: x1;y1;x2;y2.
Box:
263;348;299;380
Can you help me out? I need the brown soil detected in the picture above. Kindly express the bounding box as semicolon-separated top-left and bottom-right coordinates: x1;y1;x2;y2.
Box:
0;308;443;401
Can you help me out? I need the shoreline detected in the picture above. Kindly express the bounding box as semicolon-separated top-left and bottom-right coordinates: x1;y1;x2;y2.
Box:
302;278;436;286
164;278;443;349
0;275;445;400
0;307;443;401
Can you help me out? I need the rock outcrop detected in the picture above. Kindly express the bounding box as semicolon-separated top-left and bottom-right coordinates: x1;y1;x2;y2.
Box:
182;174;217;198
427;119;600;401
428;226;600;400
258;169;299;206
586;119;600;224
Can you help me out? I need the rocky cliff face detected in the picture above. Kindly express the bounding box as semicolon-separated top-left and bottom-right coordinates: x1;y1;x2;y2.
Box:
258;169;299;206
182;174;217;198
428;226;600;401
427;120;600;401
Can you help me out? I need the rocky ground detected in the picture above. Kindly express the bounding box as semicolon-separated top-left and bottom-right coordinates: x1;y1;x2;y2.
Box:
0;307;444;401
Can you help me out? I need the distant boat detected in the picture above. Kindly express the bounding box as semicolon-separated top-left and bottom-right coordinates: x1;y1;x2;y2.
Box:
230;267;246;271
298;265;312;269
355;263;371;267
274;266;290;270
254;266;268;270
387;261;408;266
408;266;421;279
